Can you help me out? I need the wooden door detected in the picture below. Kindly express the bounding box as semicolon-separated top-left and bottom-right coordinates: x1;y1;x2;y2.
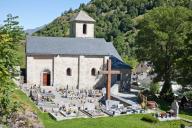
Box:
43;73;50;86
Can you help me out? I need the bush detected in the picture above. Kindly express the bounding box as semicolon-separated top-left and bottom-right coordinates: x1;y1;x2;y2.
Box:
141;115;159;123
184;91;192;100
180;124;185;128
150;83;160;94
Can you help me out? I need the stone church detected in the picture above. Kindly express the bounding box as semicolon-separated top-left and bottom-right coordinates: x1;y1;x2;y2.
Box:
26;11;132;91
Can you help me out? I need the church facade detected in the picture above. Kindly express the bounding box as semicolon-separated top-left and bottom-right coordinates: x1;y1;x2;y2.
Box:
26;11;132;91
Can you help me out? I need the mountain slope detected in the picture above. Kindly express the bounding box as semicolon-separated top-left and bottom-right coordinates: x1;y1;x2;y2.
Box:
25;25;45;35
33;0;191;67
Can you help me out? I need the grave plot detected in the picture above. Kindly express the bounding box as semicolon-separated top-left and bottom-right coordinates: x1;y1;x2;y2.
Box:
101;100;146;116
49;108;88;121
57;89;106;118
152;100;181;121
104;100;128;116
19;84;151;121
80;101;107;118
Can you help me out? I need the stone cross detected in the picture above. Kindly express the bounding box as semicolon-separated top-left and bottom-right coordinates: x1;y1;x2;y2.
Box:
99;59;120;100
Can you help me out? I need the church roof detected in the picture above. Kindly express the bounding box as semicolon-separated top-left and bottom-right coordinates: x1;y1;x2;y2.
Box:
70;10;95;22
110;56;132;69
26;36;121;60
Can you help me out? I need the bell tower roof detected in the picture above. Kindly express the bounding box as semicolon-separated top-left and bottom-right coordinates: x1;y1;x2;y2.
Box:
70;10;95;22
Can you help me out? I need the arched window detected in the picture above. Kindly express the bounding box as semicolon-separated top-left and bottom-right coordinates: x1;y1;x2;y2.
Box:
66;68;72;76
91;68;96;76
83;24;87;34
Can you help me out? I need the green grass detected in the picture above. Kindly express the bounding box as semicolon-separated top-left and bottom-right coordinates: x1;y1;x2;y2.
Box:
12;88;192;128
180;110;192;120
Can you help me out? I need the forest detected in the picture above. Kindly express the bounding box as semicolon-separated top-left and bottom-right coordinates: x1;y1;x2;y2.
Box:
33;0;192;68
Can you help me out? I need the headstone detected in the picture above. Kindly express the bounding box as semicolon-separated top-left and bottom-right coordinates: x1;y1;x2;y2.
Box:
83;102;95;111
102;88;106;96
105;100;120;110
171;100;179;116
111;84;119;95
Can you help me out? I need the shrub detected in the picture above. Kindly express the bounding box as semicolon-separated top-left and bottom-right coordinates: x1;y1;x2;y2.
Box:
150;83;160;94
184;91;192;100
180;124;185;128
141;115;159;123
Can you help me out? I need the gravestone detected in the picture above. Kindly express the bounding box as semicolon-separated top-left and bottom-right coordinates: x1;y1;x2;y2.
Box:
105;100;120;110
111;84;119;95
171;100;179;116
102;88;106;96
83;102;95;111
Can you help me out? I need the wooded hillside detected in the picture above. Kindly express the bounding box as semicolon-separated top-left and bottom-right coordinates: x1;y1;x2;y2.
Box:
33;0;192;68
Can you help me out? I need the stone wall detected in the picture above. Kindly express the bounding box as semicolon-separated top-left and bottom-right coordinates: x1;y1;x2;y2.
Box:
74;22;94;38
27;54;131;91
78;55;108;89
27;55;108;89
27;55;53;85
53;55;79;89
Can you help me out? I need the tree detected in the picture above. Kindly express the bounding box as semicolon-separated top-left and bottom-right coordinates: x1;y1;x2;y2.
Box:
128;6;138;17
150;82;160;94
0;14;24;124
123;55;138;69
136;7;192;97
113;35;126;56
119;16;134;33
176;30;192;86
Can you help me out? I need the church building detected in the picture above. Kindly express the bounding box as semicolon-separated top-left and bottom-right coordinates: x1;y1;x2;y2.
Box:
26;11;132;91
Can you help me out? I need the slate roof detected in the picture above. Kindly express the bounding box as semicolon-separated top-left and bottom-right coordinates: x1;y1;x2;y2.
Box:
70;10;95;22
110;56;132;69
26;36;121;60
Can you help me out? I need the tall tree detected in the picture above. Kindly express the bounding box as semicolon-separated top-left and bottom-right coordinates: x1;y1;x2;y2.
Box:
113;35;126;56
0;14;24;124
176;31;192;86
119;16;134;33
136;7;192;97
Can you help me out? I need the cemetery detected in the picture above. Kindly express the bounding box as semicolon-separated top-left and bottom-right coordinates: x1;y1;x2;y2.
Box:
1;0;192;127
14;59;192;128
19;79;183;123
13;58;191;128
20;83;139;120
11;82;189;128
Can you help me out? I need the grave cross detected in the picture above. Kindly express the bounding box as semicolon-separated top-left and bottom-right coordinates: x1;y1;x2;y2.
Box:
99;59;120;100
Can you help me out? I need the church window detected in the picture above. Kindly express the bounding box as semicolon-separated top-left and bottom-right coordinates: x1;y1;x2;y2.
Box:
67;68;72;76
91;68;96;76
83;24;87;34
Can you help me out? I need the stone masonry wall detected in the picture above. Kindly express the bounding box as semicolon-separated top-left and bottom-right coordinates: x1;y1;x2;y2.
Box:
27;56;53;85
75;22;94;38
27;55;109;89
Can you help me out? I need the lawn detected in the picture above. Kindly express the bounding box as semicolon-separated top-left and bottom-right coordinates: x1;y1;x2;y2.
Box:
180;110;192;120
12;88;192;128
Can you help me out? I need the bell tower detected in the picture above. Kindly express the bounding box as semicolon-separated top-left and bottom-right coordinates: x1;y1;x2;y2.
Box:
70;10;95;38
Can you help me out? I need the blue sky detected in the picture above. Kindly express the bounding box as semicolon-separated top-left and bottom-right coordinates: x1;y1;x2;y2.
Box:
0;0;90;29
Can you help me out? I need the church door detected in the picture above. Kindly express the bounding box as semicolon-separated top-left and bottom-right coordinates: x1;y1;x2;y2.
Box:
43;72;50;86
